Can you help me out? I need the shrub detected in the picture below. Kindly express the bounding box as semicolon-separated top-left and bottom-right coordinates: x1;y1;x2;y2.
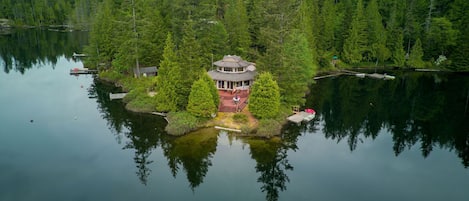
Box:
165;112;199;136
233;113;248;124
240;125;253;134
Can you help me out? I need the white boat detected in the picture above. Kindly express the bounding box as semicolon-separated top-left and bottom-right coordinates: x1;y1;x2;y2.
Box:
303;113;316;122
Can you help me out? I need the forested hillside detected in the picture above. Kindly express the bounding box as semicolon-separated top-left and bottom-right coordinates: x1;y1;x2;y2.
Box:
2;0;468;71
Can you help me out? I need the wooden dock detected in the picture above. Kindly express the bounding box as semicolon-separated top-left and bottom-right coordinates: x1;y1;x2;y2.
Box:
287;112;314;123
313;73;344;80
70;68;98;75
109;93;127;100
367;73;395;80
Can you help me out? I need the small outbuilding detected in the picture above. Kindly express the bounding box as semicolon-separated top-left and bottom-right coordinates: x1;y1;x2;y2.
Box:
133;66;157;77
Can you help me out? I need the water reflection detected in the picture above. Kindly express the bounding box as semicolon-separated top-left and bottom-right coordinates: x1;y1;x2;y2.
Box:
0;29;88;74
90;71;469;199
308;72;469;167
163;128;218;190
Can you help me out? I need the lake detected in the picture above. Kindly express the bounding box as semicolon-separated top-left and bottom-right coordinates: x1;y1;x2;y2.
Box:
1;29;469;201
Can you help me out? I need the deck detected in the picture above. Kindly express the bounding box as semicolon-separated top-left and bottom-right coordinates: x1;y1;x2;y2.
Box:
287;112;314;123
109;93;127;100
70;68;98;75
218;90;249;112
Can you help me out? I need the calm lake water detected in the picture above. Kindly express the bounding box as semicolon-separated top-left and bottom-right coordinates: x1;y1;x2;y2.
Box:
1;30;469;201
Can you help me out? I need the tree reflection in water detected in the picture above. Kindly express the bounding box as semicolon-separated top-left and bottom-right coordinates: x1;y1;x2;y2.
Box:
90;71;469;199
308;72;469;167
0;29;88;74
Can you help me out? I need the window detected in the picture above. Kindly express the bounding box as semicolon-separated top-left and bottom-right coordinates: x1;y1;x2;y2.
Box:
224;67;233;72
244;81;250;86
237;67;244;72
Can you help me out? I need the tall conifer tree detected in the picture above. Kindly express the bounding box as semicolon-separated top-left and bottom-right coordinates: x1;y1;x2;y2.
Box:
343;0;367;64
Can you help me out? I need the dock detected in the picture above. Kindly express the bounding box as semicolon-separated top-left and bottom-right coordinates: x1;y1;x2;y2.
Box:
366;73;395;80
70;68;98;75
287;112;315;123
313;73;344;80
109;93;127;100
73;52;87;57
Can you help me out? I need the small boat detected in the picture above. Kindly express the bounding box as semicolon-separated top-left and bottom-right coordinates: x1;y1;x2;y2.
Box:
303;108;316;122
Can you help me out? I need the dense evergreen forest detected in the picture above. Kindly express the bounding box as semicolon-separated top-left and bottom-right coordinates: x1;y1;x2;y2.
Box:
2;0;469;71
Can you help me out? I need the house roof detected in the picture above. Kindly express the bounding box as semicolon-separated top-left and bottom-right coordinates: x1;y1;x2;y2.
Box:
208;70;257;82
133;66;157;75
213;55;253;68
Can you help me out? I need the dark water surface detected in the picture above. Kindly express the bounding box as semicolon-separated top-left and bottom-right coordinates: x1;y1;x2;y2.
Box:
1;30;469;201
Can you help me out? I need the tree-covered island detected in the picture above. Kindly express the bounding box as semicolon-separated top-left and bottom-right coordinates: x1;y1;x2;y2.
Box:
2;0;469;136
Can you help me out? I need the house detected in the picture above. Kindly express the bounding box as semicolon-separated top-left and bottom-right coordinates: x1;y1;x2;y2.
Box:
208;55;256;112
208;55;256;91
133;66;157;77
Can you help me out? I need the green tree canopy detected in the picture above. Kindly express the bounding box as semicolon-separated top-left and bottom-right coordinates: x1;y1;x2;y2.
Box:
155;33;181;112
249;72;281;119
407;38;425;68
187;78;217;118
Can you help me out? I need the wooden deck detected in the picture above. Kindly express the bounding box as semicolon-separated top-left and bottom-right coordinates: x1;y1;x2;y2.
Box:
70;68;97;75
287;112;315;123
218;90;249;112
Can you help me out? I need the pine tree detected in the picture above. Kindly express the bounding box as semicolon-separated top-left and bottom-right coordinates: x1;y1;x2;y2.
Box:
319;0;337;52
155;33;180;112
407;38;425;68
178;21;205;108
249;72;281;119
224;0;251;58
295;0;319;65
366;0;390;64
200;72;220;109
390;29;406;67
343;0;367;64
84;0;116;68
187;79;217;118
281;30;317;106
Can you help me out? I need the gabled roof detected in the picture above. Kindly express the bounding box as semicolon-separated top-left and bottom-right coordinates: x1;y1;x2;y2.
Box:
213;55;253;68
208;70;256;82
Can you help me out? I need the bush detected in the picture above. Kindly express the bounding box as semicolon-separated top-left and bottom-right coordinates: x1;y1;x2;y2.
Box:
233;113;248;124
240;125;253;134
165;112;199;136
256;119;283;137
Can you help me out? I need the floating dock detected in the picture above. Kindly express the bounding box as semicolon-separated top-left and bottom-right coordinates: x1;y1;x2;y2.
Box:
367;73;395;80
70;68;98;75
72;52;87;57
287;112;315;123
109;93;127;100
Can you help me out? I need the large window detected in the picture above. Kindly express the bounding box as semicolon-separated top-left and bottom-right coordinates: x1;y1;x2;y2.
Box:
237;67;244;72
224;67;233;72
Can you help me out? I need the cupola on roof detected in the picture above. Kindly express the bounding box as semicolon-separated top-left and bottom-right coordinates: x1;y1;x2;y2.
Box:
213;55;252;68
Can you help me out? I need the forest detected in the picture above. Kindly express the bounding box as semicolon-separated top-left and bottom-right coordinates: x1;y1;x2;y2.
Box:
2;0;469;71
